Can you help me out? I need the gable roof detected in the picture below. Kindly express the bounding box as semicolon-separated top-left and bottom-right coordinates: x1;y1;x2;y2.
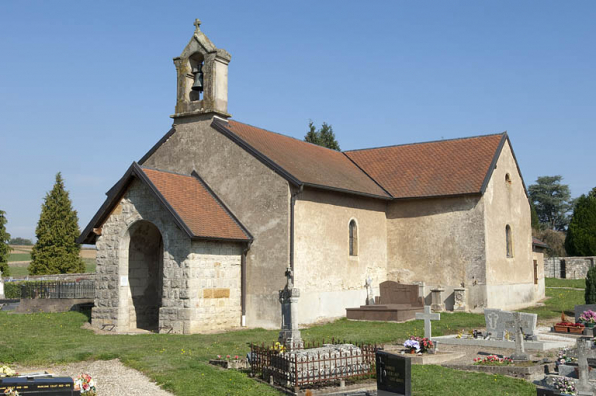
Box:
211;119;391;199
532;237;549;250
78;163;251;244
344;133;508;199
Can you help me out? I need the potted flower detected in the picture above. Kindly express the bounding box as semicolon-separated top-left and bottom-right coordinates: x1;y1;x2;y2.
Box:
555;312;575;333
579;310;596;328
403;339;420;354
406;336;434;353
73;373;96;395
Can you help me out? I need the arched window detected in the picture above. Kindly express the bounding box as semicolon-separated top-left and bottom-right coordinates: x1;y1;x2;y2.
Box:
349;219;358;256
506;225;513;258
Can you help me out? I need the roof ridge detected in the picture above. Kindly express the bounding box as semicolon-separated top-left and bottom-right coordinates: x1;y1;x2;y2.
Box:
344;131;507;153
229;119;345;154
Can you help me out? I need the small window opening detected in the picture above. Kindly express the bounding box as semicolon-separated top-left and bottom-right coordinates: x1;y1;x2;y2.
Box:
506;225;514;258
505;173;512;185
533;260;538;285
349;220;358;256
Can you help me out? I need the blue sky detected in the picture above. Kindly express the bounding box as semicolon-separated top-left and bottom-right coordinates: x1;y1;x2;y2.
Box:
1;1;594;241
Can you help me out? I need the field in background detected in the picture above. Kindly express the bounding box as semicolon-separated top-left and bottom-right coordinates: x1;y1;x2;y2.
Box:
6;245;96;276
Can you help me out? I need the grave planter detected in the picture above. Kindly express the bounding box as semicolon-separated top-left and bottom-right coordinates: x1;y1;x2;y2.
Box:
209;359;247;370
569;326;584;334
553;325;569;333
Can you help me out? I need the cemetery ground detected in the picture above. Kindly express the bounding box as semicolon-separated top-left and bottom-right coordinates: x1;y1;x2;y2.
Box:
0;281;582;395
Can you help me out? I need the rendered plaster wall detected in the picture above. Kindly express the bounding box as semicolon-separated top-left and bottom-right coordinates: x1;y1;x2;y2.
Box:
141;115;290;328
386;195;487;311
293;187;388;324
533;251;546;303
483;141;541;309
93;179;191;334
544;256;596;279
188;240;242;332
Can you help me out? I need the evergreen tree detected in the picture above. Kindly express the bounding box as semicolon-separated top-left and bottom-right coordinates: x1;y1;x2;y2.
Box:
304;121;341;151
530;200;540;231
29;173;85;274
586;266;596;304
0;210;11;277
565;188;596;256
528;175;573;231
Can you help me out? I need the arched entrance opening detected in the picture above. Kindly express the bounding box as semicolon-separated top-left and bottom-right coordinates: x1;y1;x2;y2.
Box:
127;220;163;331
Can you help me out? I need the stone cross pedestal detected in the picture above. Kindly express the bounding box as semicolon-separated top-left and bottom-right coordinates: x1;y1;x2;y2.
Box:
430;288;445;312
365;277;374;306
453;288;466;311
506;312;529;361
577;337;596;395
278;267;303;350
415;306;440;339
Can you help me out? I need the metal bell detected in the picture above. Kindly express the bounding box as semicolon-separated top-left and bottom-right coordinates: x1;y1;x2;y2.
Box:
191;64;204;92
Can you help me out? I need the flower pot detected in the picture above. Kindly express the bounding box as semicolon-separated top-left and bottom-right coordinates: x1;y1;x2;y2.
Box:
409;350;415;354
569;327;585;334
554;325;569;333
587;323;595;329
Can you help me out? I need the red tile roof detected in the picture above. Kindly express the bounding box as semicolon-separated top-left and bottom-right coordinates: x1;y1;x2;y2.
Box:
221;120;390;198
345;134;506;199
141;167;250;241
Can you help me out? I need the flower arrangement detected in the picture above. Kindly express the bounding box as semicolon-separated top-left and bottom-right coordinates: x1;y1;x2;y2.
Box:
4;388;20;396
0;365;17;378
216;354;240;361
269;342;286;354
74;373;96;395
403;339;420;353
579;310;596;325
553;377;576;395
557;348;577;366
403;336;434;353
473;355;513;366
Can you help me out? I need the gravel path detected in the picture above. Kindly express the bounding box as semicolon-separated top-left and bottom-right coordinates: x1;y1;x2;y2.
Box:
13;359;174;396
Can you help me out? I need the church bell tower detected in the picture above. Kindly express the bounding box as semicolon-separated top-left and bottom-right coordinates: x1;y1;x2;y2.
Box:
172;19;231;119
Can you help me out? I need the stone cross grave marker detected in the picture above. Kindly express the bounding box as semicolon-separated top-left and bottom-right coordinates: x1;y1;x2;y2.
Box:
365;276;375;306
505;312;529;361
415;306;440;339
376;350;411;396
576;337;596;395
484;309;538;341
278;266;303;350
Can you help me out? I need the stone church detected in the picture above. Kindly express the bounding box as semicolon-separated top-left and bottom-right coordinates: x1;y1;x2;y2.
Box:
79;20;544;334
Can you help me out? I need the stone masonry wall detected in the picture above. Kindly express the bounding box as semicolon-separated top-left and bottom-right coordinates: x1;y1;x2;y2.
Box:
188;240;242;332
544;256;596;279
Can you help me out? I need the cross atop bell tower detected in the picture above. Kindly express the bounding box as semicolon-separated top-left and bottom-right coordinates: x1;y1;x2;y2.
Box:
172;19;231;119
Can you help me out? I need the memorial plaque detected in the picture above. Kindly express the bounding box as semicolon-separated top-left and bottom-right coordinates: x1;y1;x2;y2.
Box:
0;376;80;395
536;387;556;396
376;350;411;396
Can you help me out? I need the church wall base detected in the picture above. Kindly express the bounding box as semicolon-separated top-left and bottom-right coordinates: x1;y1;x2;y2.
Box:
298;289;367;325
485;282;543;311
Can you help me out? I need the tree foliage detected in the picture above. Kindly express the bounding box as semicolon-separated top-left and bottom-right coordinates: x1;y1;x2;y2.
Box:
9;237;33;246
528;175;573;231
0;210;11;277
530;200;540;231
29;173;85;275
565;187;596;256
586;267;596;304
533;228;567;257
304;121;341;151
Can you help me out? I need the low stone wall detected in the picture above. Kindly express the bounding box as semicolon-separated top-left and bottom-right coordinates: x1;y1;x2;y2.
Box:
15;298;94;313
545;257;596;279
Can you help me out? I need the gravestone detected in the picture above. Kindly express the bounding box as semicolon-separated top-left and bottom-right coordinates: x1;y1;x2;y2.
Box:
378;282;421;306
376;350;411;396
346;281;423;322
535;388;556;396
576;337;596;395
278;267;303;350
484;309;538;340
0;270;4;299
415;306;440;339
506;311;529;361
0;376;77;395
575;304;596;324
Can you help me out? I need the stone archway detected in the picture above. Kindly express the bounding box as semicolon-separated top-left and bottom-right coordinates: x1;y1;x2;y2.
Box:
126;220;163;331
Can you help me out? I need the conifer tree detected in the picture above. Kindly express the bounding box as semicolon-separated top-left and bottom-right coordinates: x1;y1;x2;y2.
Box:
0;210;11;276
304;121;341;151
29;173;85;274
565;188;596;256
586;266;596;304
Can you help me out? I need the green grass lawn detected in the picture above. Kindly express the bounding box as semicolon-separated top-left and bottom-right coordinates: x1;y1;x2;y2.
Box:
6;258;96;278
545;277;585;289
8;253;31;262
0;277;578;395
